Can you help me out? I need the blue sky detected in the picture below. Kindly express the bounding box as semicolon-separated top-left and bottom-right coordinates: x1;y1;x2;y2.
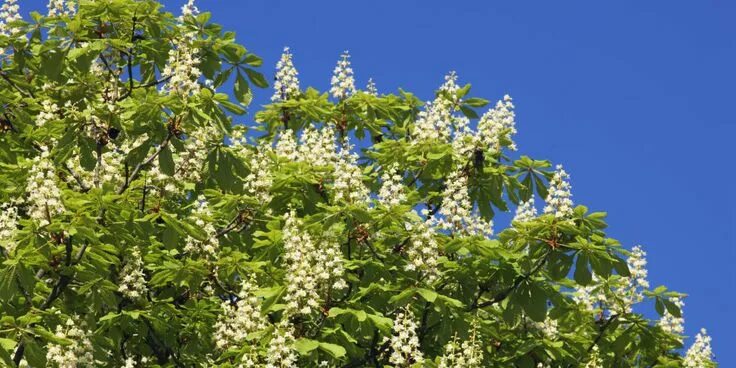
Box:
24;0;736;364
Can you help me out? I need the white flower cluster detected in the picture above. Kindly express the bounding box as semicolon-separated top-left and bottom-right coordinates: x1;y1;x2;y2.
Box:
265;321;298;368
534;317;559;340
615;245;650;313
180;0;199;19
47;0;75;17
282;210;346;315
513;198;538;223
65;144;126;189
299;126;337;166
437;170;493;237
438;327;483;368
413;72;459;144
36;99;59;127
476;95;517;152
0;0;21;37
658;297;685;341
122;357;149;368
213;277;267;349
404;217;440;283
414;99;453;143
26;147;65;226
274;130;299;161
244;144;274;207
387;308;424;366
573;277;606;312
272;47;300;102
365;78;378;96
45;318;95;368
330;51;355;100
412;72;518;161
378;164;406;207
163;32;201;97
0;203;18;254
438;71;460;103
583;346;603;368
184;196;220;258
333;148;370;205
543;165;573;219
275;126;337;166
684;328;715;368
118;247;147;300
175;126;217;184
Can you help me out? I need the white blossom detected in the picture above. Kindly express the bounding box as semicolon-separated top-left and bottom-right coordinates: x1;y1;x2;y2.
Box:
387;308;424;366
47;0;75;17
438;327;483;368
534;317;559;340
118;247;147;300
26;146;65;226
163;32;201;97
438;71;460;106
272;47;300;102
213;277;267;349
333;147;370;205
330;51;355;100
404;217;440;283
36;99;59;127
583;345;603;368
413;72;464;144
175;125;217;184
245;143;274;207
274;129;300;162
179;0;199;19
0;203;19;254
658;297;685;342
365;78;378;96
684;328;715;368
438;170;493;237
65;142;126;189
543;165;573;218
297;125;337;166
45;318;95;368
513;198;538;223
281;210;323;315
265;321;298;368
0;0;21;37
184;196;219;258
477;94;517;152
413;99;453;143
574;282;601;312
378;164;406;207
614;245;650;313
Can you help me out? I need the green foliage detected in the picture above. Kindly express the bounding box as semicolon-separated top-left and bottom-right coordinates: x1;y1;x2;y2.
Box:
0;0;712;367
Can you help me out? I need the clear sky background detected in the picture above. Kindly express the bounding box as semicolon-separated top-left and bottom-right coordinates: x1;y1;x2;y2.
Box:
23;0;736;364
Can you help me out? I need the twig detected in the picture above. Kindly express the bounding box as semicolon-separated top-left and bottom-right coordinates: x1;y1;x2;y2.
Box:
118;131;173;195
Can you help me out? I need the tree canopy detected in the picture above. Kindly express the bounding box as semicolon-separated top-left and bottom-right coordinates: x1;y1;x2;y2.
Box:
0;0;716;367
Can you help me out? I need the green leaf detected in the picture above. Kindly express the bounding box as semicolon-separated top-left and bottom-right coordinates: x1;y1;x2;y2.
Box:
234;73;253;105
158;146;175;176
416;288;438;303
244;68;268;88
574;253;592;286
318;342;346;358
463;97;489;107
294;338;320;355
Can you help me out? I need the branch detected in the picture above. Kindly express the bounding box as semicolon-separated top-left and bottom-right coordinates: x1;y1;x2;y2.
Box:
117;131;173;195
0;70;35;98
471;249;551;310
12;241;90;366
63;163;91;193
118;75;172;101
